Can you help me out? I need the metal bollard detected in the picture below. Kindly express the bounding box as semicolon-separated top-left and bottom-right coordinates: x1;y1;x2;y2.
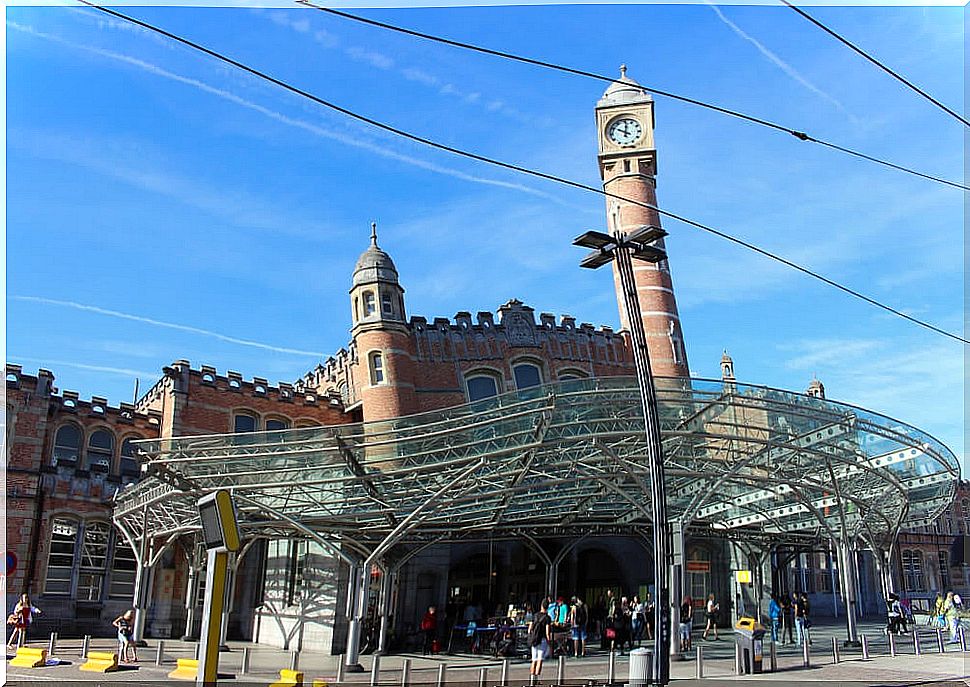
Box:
735;642;742;675
557;655;565;685
936;628;946;653
769;640;777;672
889;631;897;657
336;656;346;684
913;629;921;656
802;638;810;668
695;645;704;678
370;654;381;687
194;643;201;660
832;636;840;664
961;626;968;652
47;632;57;656
155;640;165;666
437;663;447;687
80;634;90;658
500;658;509;687
241;646;251;674
401;659;411;687
861;634;870;660
607;649;617;685
290;650;300;671
479;666;488;687
530;675;537;687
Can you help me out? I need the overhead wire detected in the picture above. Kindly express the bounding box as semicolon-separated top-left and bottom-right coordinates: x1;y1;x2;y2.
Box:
781;0;969;128
295;0;968;192
74;1;969;346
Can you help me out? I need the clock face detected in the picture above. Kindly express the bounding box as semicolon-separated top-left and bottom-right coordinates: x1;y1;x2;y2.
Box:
607;117;642;146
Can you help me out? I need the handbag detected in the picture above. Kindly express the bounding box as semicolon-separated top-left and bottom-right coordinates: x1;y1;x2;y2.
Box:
605;627;617;640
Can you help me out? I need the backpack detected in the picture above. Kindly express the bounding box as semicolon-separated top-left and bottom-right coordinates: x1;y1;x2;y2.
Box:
573;604;587;627
528;613;548;647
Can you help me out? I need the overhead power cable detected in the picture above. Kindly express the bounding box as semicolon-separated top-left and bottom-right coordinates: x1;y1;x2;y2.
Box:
76;2;969;346
782;0;969;128
295;0;967;193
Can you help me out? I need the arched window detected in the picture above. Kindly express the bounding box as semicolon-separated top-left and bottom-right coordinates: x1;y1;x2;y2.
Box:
52;424;82;468
233;412;258;433
467;375;499;402
120;438;140;478
369;352;385;385
45;517;79;595
78;521;110;601
87;429;114;473
902;550;925;592
265;417;290;432
512;362;542;390
109;534;138;599
363;291;376;317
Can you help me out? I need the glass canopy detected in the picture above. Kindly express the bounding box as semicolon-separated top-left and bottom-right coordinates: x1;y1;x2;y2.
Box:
114;376;959;559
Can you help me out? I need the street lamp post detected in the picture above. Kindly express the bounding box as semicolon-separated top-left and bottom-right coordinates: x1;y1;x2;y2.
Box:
575;224;672;686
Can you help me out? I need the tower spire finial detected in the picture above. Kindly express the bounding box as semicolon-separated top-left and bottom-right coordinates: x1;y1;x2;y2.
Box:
370;221;378;247
620;64;627;78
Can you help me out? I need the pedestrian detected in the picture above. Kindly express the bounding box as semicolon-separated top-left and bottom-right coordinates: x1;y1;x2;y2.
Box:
780;593;794;645
113;609;138;663
934;593;946;629
631;595;646;647
768;594;782;644
6;594;40;651
528;599;553;678
569;596;587;658
679;595;693;653
702;593;719;640
420;605;438;655
796;593;812;646
944;591;960;641
644;593;655;640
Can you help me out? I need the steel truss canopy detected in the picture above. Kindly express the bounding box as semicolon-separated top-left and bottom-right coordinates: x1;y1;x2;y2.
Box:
114;377;959;559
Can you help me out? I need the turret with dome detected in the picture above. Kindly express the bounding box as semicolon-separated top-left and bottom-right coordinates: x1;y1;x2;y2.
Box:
350;222;406;332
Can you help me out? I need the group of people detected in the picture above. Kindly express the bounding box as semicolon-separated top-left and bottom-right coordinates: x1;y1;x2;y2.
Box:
5;595;138;664
767;592;813;646
927;591;964;641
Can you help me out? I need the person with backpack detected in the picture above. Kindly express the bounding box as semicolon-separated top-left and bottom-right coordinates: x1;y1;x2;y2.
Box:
780;594;795;645
768;594;782;643
569;596;588;657
528;599;553;677
113;609;138;663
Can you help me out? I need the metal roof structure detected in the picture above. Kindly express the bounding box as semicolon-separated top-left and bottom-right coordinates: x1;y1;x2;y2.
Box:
113;376;959;563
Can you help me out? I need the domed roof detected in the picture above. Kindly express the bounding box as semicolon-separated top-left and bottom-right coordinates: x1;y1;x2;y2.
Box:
598;65;652;106
353;222;399;288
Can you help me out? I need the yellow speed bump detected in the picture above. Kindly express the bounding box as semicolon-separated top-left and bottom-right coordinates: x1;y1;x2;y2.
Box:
270;668;304;686
168;657;199;680
9;646;47;668
79;650;119;673
312;680;329;687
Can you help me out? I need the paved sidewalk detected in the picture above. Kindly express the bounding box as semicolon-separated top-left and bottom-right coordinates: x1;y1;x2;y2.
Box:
5;619;969;685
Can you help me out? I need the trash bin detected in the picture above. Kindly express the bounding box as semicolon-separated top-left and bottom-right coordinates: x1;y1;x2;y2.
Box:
628;647;653;687
734;617;766;674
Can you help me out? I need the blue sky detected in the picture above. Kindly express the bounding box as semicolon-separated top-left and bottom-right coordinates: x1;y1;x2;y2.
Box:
5;4;964;465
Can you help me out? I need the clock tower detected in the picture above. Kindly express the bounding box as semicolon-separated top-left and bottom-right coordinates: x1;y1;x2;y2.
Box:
596;66;689;379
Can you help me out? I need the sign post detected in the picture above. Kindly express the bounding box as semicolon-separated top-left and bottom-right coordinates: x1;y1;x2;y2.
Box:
196;490;240;687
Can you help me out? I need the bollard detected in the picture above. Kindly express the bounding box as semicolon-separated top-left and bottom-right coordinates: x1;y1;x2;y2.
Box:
336;655;346;684
936;628;946;653
47;632;57;656
194;643;200;660
241;646;251;675
913;629;921;656
961;626;968;652
370;654;381;687
436;663;447;687
802;638;810;668
831;635;840;664
155;640;165;667
695;645;704;679
735;642;742;675
530;676;537;687
500;659;509;687
401;658;411;687
769;640;777;672
557;655;565;685
861;634;870;660
479;667;488;687
80;634;91;659
889;631;897;657
607;649;617;685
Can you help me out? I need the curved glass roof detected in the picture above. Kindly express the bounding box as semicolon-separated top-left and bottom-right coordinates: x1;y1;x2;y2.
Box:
114;376;959;556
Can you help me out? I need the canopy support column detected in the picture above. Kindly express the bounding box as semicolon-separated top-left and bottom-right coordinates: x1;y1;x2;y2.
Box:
377;567;394;655
344;564;367;672
837;539;860;645
669;522;685;662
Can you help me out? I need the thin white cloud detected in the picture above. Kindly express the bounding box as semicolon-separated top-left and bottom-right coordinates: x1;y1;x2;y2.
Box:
11;356;158;381
12;296;326;357
8;20;564;203
705;2;850;116
345;45;394;70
